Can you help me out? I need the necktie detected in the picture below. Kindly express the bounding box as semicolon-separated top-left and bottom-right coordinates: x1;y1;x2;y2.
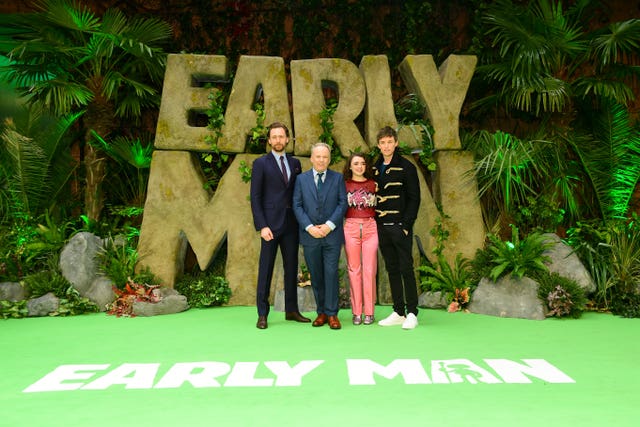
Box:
279;156;288;186
317;172;324;191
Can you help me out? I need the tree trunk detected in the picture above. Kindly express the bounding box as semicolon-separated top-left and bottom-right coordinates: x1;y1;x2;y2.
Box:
84;142;106;223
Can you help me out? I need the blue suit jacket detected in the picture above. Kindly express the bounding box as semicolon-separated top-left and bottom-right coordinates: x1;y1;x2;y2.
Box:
292;168;347;247
250;153;302;236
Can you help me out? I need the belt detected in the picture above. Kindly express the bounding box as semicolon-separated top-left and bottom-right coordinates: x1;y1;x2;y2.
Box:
382;222;402;226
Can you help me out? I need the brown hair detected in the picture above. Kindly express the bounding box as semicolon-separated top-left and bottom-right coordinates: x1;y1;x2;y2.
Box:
267;122;290;138
376;125;397;142
342;152;372;181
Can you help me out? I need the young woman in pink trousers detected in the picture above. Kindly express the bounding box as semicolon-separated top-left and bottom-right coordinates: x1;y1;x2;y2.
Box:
343;153;378;325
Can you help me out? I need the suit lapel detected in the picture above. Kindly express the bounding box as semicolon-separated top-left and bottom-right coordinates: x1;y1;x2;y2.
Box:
269;153;288;187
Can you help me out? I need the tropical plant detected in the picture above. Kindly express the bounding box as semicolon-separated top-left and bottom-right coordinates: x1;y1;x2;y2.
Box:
566;217;640;313
246;101;267;154
485;224;553;281
0;106;81;224
535;271;586;318
201;89;231;192
319;98;342;164
469;0;640;227
568;100;640;221
90;131;153;209
395;93;436;172
466;130;553;232
418;253;474;295
474;0;640;119
174;273;231;308
98;235;158;290
0;0;171;221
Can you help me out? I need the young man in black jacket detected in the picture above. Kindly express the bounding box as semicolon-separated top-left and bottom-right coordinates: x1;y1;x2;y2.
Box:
373;126;421;329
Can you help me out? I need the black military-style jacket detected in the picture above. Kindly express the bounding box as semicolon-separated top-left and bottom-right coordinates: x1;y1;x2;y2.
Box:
372;151;421;231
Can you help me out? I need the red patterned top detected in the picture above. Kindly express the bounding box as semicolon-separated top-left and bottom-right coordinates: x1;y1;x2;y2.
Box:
345;179;377;218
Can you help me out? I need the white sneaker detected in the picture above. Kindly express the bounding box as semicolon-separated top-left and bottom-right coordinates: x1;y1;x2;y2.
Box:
402;313;418;330
378;311;406;326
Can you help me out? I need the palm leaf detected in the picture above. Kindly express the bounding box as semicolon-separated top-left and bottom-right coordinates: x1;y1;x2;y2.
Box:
571;100;640;220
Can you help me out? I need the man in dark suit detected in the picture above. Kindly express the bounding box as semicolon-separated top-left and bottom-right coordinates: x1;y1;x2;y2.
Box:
293;142;347;330
250;122;310;329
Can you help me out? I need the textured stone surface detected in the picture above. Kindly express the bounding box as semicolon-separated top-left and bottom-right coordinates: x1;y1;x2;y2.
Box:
432;150;486;262
85;276;116;312
0;282;25;302
59;232;103;295
154;54;229;151
27;292;59;317
543;233;596;294
133;294;188;316
469;276;547;320
399;54;477;150
291;58;367;156
419;291;448;309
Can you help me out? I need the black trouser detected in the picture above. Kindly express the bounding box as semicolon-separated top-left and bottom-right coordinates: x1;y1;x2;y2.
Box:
377;224;419;316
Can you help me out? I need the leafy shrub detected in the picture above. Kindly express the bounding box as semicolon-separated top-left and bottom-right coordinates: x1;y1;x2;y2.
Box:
98;236;137;289
22;269;71;298
51;287;99;317
535;271;586;318
418;253;474;294
609;292;640;318
418;253;475;312
0;300;28;319
175;273;231;308
486;225;553;281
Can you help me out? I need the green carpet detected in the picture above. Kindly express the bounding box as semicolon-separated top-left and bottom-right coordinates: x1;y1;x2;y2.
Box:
2;306;638;427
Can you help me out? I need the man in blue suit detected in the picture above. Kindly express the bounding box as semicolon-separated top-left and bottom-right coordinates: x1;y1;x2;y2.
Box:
250;122;310;329
293;142;348;329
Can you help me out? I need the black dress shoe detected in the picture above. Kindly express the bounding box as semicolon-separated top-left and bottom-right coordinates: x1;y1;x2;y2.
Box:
285;312;311;323
256;316;268;329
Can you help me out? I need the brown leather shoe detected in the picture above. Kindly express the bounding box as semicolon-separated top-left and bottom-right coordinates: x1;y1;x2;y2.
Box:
285;312;311;323
256;316;268;329
328;315;341;330
312;313;328;327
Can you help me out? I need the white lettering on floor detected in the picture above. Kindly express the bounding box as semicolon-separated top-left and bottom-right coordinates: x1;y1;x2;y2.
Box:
23;358;573;392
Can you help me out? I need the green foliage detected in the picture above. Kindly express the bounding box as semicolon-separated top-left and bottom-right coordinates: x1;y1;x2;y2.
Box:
22;269;70;298
514;195;565;235
319;98;343;164
90;131;154;208
395;94;436;171
201;90;231;192
535;271;586;319
51;286;99;317
486;224;553;281
97;236;159;290
0;0;171;118
246;102;267;154
429;209;451;258
0;299;28;319
0;107;81;223
238;160;252;184
569;100;640;221
467;130;550;228
174;273;231;308
566;217;640;313
475;0;639;117
609;292;640;318
0;211;74;281
418;253;474;297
